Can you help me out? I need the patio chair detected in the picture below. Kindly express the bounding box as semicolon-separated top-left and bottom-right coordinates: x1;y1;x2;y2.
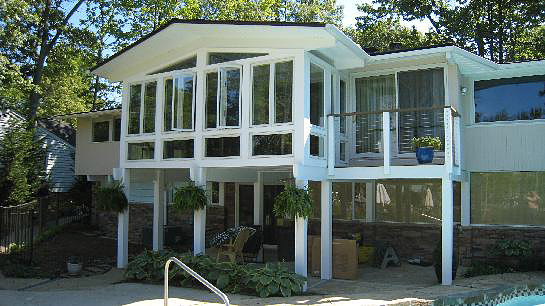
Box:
216;227;254;263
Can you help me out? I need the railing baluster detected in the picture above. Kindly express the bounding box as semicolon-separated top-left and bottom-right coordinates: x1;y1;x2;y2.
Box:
382;111;390;174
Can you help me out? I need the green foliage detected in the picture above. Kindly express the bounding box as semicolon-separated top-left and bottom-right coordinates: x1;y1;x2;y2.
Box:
464;261;512;278
0;118;46;206
125;250;306;297
67;176;93;206
412;136;442;150
95;181;128;213
172;182;208;212
273;184;313;219
489;239;532;258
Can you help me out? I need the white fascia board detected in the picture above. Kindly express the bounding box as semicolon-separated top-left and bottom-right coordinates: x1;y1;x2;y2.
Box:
450;46;499;70
54;109;121;120
324;24;370;63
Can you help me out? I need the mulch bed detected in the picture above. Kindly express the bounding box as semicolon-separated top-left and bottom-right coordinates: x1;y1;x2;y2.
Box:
0;223;145;278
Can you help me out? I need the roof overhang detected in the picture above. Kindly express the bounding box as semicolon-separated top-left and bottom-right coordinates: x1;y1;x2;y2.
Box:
92;19;370;81
53;108;121;119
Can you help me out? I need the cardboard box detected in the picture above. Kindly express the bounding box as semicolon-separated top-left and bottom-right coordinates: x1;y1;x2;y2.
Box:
309;238;358;280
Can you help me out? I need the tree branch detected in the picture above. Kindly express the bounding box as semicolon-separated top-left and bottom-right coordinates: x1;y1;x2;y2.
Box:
45;0;86;53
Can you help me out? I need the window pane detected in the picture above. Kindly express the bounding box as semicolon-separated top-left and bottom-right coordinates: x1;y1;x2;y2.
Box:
205;137;240;157
339;141;346;161
375;179;442;223
332;182;352;220
128;84;141;134
340;80;346;134
398;68;445;153
150;56;196;74
209;52;267;65
310;64;324;126
164;79;173;131
143;81;156;133
211;182;220;204
354;183;366;220
113;118;121;141
471;172;545;226
309;181;321;219
220;68;240;127
93;121;109;142
206;72;218;128
310;135;323;157
252;133;292;156
163;139;194;159
275;61;293;123
475;75;545;123
252;64;270;125
128;142;155;160
174;76;194;130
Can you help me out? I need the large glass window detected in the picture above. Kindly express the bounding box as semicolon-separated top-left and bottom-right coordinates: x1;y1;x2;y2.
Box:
252;133;292;156
275;61;293;123
113;118;121;141
375;179;442;223
164;75;195;131
163;139;194;159
164;79;173;131
128;84;142;135
310;135;324;157
92;121;109;142
205;137;240;157
206;68;241;128
149;56;196;74
143;81;156;133
471;172;545;226
310;64;324;126
309;181;321;219
127;142;155;160
475;75;545;123
332;182;353;220
252;64;270;125
209;52;267;65
206;71;218;128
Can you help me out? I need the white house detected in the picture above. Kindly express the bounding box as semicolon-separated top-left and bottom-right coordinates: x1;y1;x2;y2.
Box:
69;20;545;286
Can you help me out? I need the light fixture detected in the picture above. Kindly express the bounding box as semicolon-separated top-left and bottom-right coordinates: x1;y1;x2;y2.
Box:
461;87;468;96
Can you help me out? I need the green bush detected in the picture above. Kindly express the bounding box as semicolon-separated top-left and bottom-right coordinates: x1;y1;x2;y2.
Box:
464;261;513;278
489;239;532;257
95;181;128;213
125;250;306;298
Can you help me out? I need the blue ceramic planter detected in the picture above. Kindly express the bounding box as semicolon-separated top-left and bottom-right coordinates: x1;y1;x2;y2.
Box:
416;147;434;164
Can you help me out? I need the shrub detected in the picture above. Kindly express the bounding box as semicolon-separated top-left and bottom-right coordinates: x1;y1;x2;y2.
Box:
172;183;208;212
464;261;512;278
243;263;305;297
273;184;313;219
412;136;442;150
489;239;532;258
95;181;128;213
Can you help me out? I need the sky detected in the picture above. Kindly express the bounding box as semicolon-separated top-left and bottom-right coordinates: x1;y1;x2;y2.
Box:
337;0;432;32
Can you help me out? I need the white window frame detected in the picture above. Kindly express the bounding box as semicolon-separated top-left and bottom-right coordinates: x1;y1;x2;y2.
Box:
204;65;243;130
91;119;111;143
250;131;294;158
126;141;155;161
309;62;326;129
161;137;195;160
127;80;157;136
165;73;196;132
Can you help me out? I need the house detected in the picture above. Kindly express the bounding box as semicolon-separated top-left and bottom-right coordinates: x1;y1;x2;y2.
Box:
0;109;76;193
67;19;545;286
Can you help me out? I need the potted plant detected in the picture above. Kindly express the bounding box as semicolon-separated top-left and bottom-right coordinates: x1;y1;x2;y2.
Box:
172;182;208;212
273;184;313;219
412;136;441;164
95;181;128;213
67;256;82;275
433;239;458;283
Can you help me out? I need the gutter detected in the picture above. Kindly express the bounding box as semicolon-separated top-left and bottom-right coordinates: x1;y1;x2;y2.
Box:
324;24;370;63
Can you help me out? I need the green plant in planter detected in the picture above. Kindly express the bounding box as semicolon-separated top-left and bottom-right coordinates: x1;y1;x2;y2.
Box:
273;184;313;219
412;136;442;150
95;181;128;213
173;182;208;212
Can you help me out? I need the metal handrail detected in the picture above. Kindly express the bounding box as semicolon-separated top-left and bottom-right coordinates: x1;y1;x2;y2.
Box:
327;105;460;117
164;257;230;306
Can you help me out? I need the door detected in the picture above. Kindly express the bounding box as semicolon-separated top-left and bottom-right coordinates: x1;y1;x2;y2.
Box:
263;185;285;245
238;184;254;226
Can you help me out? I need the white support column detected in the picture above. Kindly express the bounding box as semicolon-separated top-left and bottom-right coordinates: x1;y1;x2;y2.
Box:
320;180;332;280
382;111;391;174
327;116;335;176
461;171;471;227
365;181;376;222
294;179;308;288
191;167;207;255
117;168;130;268
153;169;165;251
253;172;264;225
441;176;454;285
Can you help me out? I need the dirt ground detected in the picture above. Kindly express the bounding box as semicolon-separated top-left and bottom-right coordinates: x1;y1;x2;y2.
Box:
0;223;145;278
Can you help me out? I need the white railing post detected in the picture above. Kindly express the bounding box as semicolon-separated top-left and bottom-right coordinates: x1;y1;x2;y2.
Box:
382;111;391;174
454;115;461;170
444;108;453;173
327;115;335;176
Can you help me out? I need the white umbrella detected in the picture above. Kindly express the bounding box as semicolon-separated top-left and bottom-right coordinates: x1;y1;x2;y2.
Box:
376;183;391;205
425;188;434;208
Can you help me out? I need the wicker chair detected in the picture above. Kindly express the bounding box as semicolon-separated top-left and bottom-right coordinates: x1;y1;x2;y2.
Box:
216;227;254;263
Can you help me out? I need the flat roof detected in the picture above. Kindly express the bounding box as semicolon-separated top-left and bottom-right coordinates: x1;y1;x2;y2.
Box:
52;107;121;119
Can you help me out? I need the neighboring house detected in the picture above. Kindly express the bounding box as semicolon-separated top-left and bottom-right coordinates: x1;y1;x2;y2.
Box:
0;109;76;193
64;20;545;285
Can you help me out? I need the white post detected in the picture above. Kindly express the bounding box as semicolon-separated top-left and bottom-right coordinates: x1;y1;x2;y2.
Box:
294;179;308;289
192;168;207;255
320;180;332;280
382;112;391;174
153;169;165;251
365;181;376;222
441;176;454;285
444;108;454;171
327;116;335;176
454;116;461;170
254;172;263;225
461;171;470;227
117;168;130;268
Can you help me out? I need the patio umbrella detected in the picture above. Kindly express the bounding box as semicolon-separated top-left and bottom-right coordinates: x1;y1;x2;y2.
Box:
376;183;391;205
425;188;434;208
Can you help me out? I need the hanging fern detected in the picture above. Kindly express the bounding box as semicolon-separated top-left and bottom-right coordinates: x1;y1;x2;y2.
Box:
173;182;208;212
273;184;313;219
95;181;128;213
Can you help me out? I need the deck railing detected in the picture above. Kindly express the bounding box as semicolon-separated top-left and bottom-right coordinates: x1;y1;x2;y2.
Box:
327;105;461;172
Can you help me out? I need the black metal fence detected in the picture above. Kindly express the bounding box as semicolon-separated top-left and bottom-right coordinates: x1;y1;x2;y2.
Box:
0;193;91;263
